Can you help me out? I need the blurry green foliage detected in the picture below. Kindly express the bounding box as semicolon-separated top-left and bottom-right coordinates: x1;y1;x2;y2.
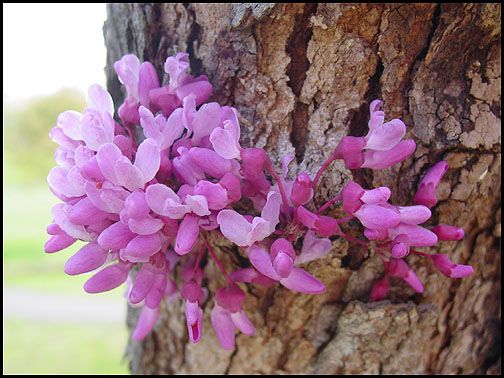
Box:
4;88;86;185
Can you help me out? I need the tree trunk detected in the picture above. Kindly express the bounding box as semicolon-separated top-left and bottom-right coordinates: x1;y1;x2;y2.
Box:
103;3;501;374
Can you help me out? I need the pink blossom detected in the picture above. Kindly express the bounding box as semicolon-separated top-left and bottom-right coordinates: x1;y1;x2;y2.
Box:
428;254;473;278
370;276;390;301
211;284;255;350
217;191;281;246
414;161;449;208
431;224;465;241
247;242;325;294
386;259;423;293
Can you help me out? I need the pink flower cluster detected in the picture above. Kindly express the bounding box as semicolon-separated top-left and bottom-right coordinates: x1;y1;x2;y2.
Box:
45;52;472;349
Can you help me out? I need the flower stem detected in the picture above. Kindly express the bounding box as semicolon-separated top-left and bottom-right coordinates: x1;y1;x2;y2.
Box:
265;160;292;223
316;192;343;214
205;240;234;285
312;152;337;189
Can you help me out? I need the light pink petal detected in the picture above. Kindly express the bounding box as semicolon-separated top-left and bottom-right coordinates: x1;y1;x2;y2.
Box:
97;222;136;251
145;184;181;217
194;181;229;210
188;147;233;179
139;61;160;106
54;146;75;169
296;231;333;265
44;233;76;254
128;216;164;235
175;214;200;255
115;158;144;191
261;191;281;226
95;182;130;214
419;161;449;187
192;102;221;144
388;223;438;247
248;245;280;280
84;262;130;293
185;195;211;216
68;198;108;226
332;136;366;169
398;205;432;225
361;187;391;205
57;110;82;140
165;52;190;88
129;264;156;304
176;78;213;106
64;242;108;275
49;126;82;150
211;304;235;350
210;127;241;160
114;54;140;100
139;106;162;141
123;233;164;262
163;108;185;149
87;84;114;115
230;310;255;336
362;139;416;170
133;306;160;341
296;206;318;229
368;100;385;130
134;138;160;183
280;267;325;294
354;204;401;230
365;119;406;151
114;135;133;160
250;217;273;243
47;166;86;198
52;204;92;241
404;269;424;293
96;143;123;185
145;273;168;309
217;210;253;246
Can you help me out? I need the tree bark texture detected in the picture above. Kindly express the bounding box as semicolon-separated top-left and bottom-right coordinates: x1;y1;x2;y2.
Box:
103;3;501;374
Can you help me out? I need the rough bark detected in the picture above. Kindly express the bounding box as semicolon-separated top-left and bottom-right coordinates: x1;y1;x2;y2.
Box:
103;3;501;374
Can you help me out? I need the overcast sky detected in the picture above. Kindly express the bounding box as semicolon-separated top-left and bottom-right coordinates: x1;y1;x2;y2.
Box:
3;3;107;104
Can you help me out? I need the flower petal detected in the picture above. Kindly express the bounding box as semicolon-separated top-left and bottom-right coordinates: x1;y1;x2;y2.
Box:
217;210;253;246
280;267;325;294
64;242;108;275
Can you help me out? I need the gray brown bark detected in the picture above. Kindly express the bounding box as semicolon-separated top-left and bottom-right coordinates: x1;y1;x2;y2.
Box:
103;3;501;374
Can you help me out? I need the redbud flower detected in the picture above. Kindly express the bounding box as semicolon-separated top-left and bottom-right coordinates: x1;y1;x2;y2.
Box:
290;172;313;206
428;254;473;278
247;242;325;294
211;284;255;350
431;224;465;241
414;161;449;208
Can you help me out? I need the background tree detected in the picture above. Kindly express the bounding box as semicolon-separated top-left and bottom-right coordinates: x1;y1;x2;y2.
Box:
103;3;501;374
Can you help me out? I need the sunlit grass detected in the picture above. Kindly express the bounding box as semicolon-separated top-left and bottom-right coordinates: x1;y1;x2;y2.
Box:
3;319;129;374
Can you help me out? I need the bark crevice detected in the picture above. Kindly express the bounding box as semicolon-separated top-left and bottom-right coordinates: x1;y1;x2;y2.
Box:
286;3;318;164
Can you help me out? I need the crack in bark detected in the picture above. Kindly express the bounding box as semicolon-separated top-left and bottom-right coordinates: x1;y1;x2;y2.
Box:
184;4;204;76
286;3;317;164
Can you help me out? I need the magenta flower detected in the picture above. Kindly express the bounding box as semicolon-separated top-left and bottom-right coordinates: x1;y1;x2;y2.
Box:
428;254;473;278
181;280;205;343
217;191;281;246
414;161;449;208
247;240;325;294
210;284;255;350
45;51;473;349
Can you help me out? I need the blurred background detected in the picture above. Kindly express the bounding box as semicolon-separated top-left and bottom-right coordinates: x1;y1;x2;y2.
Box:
4;4;128;374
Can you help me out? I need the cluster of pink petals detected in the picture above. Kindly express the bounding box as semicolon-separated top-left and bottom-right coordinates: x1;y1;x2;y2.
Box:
45;51;473;350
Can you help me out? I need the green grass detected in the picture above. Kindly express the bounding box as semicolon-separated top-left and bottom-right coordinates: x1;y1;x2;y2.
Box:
4;184;130;373
3;319;129;374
